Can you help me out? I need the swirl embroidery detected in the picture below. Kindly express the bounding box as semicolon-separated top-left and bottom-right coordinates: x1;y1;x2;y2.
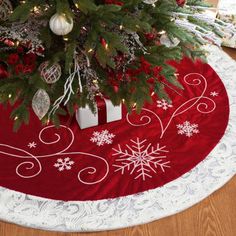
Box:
0;125;109;184
126;73;216;139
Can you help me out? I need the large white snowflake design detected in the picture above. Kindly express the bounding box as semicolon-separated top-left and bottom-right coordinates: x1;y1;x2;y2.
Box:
90;130;115;146
113;138;170;181
54;157;74;171
157;99;173;110
177;121;199;137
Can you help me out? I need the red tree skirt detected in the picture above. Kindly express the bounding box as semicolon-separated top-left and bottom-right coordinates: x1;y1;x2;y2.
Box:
0;58;229;201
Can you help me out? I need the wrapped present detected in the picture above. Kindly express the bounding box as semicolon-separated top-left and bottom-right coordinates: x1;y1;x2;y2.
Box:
76;97;122;129
217;0;236;48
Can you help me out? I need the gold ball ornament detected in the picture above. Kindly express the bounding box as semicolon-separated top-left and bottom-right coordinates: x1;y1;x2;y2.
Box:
39;61;62;84
49;13;73;36
0;0;13;21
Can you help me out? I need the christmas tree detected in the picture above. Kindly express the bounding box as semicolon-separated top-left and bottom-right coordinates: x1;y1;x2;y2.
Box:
0;0;232;130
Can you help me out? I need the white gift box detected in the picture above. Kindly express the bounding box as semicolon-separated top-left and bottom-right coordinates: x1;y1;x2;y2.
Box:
76;98;122;129
217;0;236;48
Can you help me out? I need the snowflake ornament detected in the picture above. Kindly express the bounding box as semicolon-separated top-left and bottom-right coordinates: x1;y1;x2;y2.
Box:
113;138;170;181
54;157;74;171
90;130;115;146
177;121;199;137
157;99;173;110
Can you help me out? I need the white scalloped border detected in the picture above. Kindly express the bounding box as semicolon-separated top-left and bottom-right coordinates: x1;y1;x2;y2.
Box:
0;45;235;232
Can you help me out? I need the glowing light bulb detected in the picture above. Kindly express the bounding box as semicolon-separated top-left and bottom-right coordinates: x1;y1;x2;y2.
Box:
159;30;166;35
33;6;39;12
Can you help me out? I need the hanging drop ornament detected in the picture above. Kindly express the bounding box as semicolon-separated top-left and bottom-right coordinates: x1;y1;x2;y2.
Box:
0;0;13;21
49;13;73;36
39;61;62;84
160;34;180;48
32;89;50;120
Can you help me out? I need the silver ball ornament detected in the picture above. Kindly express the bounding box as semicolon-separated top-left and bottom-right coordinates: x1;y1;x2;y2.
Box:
49;13;73;36
39;61;62;84
142;0;158;4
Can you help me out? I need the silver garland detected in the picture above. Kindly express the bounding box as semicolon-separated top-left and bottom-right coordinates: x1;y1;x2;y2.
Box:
114;30;148;76
0;18;46;54
77;50;101;101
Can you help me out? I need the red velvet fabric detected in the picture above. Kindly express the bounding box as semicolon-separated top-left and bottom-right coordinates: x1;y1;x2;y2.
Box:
0;58;229;201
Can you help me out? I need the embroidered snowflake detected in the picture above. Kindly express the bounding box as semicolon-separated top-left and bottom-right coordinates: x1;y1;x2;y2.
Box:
28;142;37;148
157;99;173;110
54;157;74;171
90;130;115;146
210;91;219;97
113;138;170;181
177;121;199;137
